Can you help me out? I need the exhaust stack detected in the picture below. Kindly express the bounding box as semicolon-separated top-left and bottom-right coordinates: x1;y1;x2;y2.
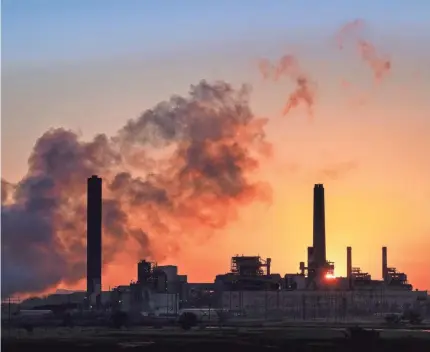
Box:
382;246;388;282
87;175;103;308
347;246;352;278
266;258;271;276
313;184;326;269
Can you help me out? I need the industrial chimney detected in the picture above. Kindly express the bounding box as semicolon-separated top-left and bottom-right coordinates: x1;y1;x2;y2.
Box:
266;258;272;276
87;175;102;308
313;184;326;269
382;246;388;282
346;247;352;278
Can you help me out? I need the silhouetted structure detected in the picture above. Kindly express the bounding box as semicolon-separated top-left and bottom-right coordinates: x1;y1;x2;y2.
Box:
313;184;326;270
383;247;412;290
86;175;102;308
382;246;388;282
137;260;153;285
231;256;271;277
305;184;330;286
347;246;352;279
215;256;280;291
22;181;423;319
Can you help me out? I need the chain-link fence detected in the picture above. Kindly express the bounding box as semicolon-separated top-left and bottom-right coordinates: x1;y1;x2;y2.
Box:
220;290;428;322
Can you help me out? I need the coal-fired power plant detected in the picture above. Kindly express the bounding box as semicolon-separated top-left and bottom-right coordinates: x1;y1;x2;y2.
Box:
20;180;426;323
86;175;102;308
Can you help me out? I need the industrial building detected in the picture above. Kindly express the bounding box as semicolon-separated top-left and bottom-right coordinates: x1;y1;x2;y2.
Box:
286;184;415;293
18;181;428;321
213;184;428;319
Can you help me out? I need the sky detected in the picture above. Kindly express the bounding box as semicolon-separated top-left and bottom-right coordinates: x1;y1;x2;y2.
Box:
2;0;430;294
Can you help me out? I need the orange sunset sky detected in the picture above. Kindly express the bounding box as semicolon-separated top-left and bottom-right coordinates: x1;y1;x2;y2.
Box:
2;2;430;295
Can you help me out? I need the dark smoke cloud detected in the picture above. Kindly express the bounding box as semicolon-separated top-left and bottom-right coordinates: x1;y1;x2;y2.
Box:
1;80;271;297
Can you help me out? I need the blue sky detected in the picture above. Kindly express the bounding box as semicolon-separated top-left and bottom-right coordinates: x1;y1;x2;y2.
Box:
3;0;430;66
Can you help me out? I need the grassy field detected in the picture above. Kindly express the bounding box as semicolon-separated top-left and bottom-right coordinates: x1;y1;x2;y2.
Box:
2;326;430;351
3;336;430;351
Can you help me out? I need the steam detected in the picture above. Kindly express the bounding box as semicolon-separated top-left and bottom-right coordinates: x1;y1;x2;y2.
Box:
259;55;316;118
1;80;272;297
336;19;391;83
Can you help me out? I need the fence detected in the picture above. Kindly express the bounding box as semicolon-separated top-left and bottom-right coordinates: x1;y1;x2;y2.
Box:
221;290;428;321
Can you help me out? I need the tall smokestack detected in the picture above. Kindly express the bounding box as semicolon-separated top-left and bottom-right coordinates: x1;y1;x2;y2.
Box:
313;184;326;268
382;246;388;282
87;175;102;308
346;247;352;278
307;247;315;269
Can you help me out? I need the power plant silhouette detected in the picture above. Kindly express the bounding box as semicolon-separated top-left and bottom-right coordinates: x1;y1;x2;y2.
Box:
83;177;420;305
10;175;427;322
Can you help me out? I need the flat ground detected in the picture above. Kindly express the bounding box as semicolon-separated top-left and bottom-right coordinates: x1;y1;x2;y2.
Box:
2;326;430;351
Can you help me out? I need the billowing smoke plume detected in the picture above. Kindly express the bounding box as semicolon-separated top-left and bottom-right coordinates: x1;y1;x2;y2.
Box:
336;19;391;83
1;179;14;205
1;80;272;297
259;55;316;118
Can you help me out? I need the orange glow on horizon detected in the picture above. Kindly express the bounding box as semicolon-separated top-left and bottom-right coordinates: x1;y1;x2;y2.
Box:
325;273;336;280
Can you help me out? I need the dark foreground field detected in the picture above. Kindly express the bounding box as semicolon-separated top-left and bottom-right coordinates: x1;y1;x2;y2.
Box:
2;327;430;351
3;337;430;352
